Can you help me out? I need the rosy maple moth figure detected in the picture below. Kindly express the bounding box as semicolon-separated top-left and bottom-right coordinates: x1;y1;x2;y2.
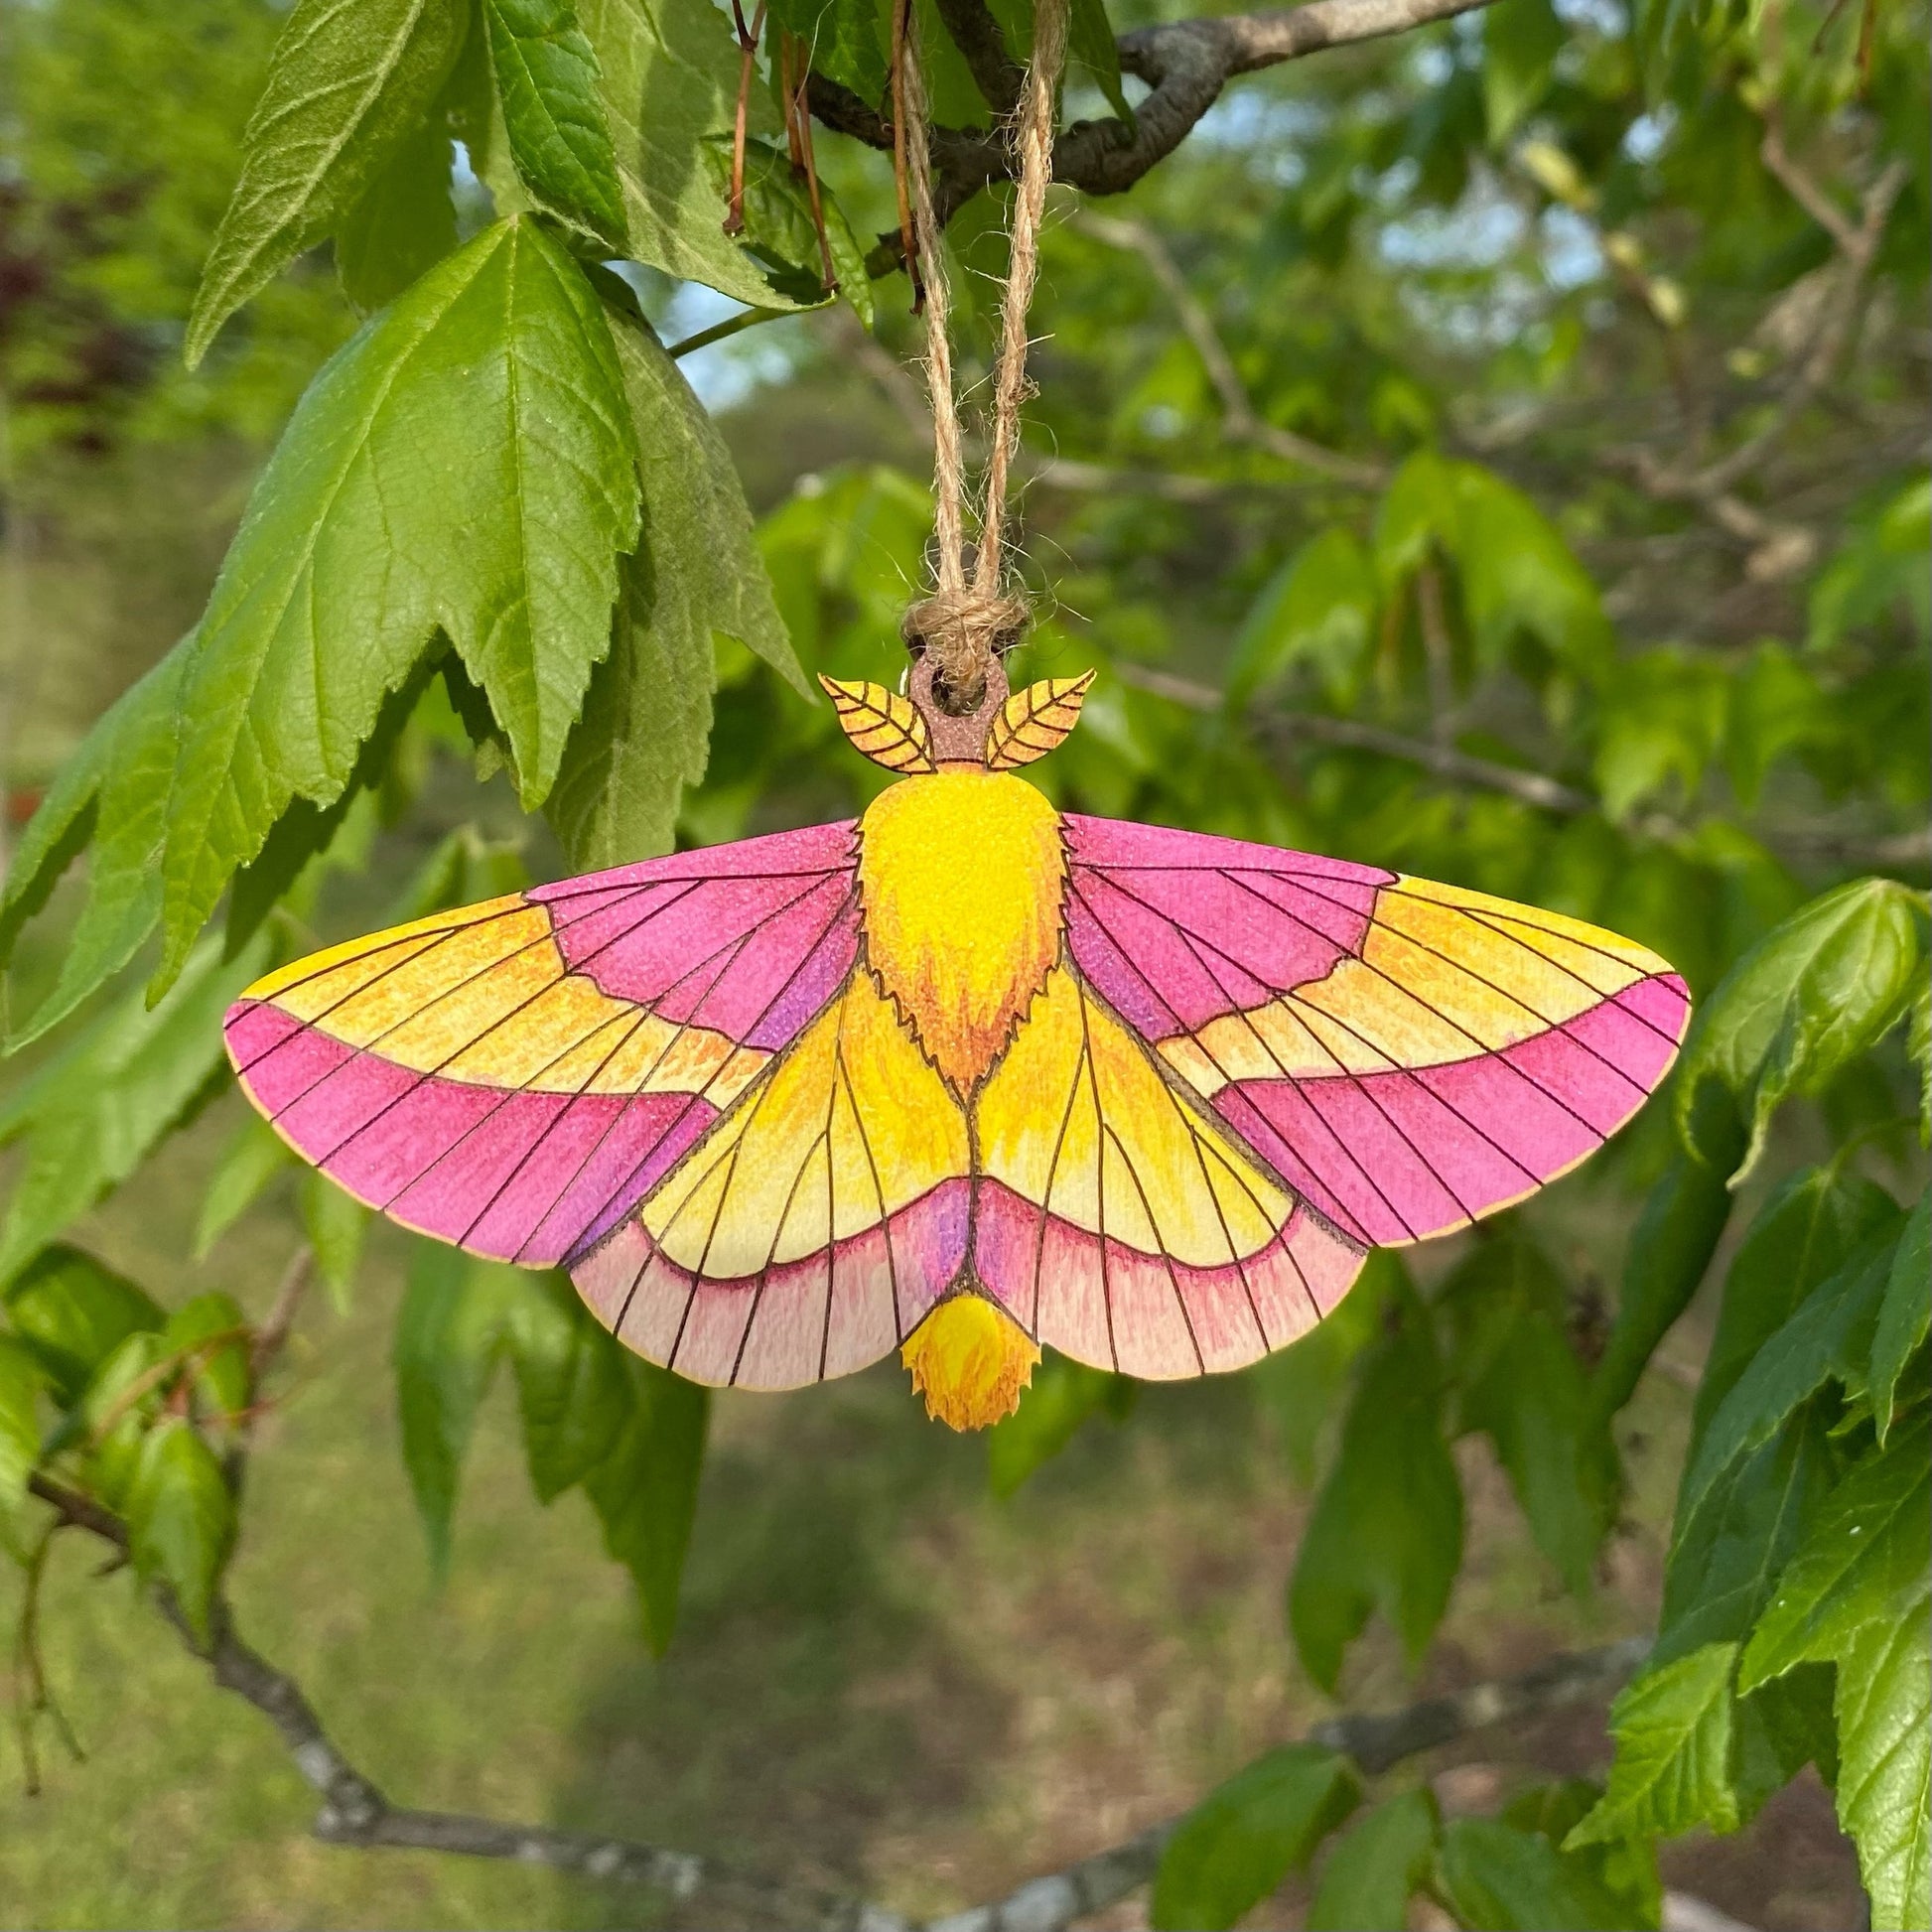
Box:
223;647;1690;1430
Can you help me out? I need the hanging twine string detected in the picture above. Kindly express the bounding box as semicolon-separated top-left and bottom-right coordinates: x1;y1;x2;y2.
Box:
897;0;1069;705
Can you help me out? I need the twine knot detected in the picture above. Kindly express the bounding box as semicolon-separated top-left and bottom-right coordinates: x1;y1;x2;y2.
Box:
903;589;1031;713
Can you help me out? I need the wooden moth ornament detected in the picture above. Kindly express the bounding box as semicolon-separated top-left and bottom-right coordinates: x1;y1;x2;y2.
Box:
222;627;1691;1431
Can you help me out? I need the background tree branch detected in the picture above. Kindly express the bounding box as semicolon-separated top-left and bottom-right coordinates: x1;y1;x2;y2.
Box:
815;0;1499;254
21;1465;1661;1932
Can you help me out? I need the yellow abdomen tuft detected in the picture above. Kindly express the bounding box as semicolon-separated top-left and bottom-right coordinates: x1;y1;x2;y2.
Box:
900;1295;1040;1430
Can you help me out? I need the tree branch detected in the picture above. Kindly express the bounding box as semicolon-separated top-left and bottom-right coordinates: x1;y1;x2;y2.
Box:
1118;662;1932;871
1628;148;1907;503
22;1465;1658;1931
1075;213;1389;486
931;0;1025;114
815;0;1499;253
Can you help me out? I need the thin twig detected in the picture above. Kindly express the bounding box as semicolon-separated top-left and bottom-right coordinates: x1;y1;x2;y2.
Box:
1631;150;1907;502
1077;213;1389;488
249;1247;314;1384
1116;661;1932;870
668;305;793;358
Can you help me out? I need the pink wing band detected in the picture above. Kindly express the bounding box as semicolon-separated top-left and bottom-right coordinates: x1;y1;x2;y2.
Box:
1063;815;1691;1249
573;1175;1364;1387
223;823;860;1269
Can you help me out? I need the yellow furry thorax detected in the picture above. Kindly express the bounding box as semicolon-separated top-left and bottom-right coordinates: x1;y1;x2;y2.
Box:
856;769;1065;1097
900;1294;1040;1430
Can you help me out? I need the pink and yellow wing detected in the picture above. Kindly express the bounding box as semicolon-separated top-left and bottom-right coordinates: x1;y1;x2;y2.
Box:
223;823;863;1274
969;964;1364;1381
572;965;973;1389
1061;816;1690;1252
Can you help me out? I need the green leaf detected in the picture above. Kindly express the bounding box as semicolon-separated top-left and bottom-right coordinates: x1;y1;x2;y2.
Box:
1740;1420;1931;1929
1;644;194;1050
1569;1643;1742;1845
1869;1193;1930;1443
0;1336;48;1512
126;1420;236;1643
483;0;627;250
392;1245;521;1576
1483;0;1564;142
1910;979;1931;1148
161;1291;252;1422
766;0;887;110
1808;473;1931;654
576;0;810;307
1725;642;1830;811
1435;1817;1651;1931
1251;1248;1395;1485
1693;1165;1900;1441
300;1172;369;1312
702;137;873;328
384;823;531;926
583;1358;708;1654
1288;1274;1462;1691
158;218;640;988
1440;1225;1616;1594
504;1273;631;1502
1833;1585;1931;1929
80;1332;167;1510
1372;454;1609;673
186;0;471;364
221;676;418;958
195;1113;297;1258
2;1247;165;1405
1068;0;1132;124
1673;879;1924;1181
0;937;267;1287
1150;1744;1360;1932
1591;646;1730;822
1683;1227;1900;1518
1659;1400;1835;1662
987;1351;1132;1496
1590;1142;1739;1423
1308;1787;1441;1932
335;118;459;311
1228;528;1377;711
547;298;801;868
1741;1416;1931;1693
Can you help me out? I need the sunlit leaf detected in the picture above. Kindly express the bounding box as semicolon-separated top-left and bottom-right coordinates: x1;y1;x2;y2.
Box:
1673;879;1924;1180
2;1247;166;1405
187;0;470;363
1569;1643;1741;1844
484;0;627;249
158;218;640;989
548;298;801;868
0;1337;48;1513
